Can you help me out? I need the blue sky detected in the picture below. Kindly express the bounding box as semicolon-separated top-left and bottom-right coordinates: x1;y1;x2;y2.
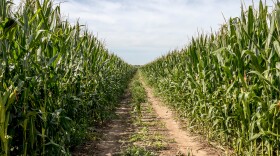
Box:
15;0;275;65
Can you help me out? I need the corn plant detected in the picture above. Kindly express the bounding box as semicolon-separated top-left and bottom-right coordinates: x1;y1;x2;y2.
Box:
142;1;280;155
0;0;135;155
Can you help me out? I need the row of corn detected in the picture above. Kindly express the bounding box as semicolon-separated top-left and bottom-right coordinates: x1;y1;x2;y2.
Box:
142;1;280;155
0;0;135;155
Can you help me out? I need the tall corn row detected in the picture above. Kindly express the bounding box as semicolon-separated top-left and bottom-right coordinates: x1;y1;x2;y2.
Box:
142;1;280;155
0;0;135;155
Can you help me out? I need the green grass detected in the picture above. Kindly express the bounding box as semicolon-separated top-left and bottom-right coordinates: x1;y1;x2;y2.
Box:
130;72;147;117
116;146;156;156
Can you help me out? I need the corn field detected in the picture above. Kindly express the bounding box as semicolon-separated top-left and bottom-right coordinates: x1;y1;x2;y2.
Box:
142;1;280;155
0;0;135;155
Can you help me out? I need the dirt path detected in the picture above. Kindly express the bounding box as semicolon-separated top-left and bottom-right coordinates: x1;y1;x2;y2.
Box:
139;75;223;156
131;97;182;155
72;90;134;156
73;74;224;156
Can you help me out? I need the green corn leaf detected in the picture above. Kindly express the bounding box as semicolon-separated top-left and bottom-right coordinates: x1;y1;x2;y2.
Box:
248;133;263;142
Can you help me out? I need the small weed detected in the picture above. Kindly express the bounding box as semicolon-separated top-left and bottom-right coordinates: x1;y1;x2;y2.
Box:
117;146;156;156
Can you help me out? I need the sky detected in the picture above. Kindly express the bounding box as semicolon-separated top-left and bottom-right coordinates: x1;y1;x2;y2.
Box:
15;0;274;65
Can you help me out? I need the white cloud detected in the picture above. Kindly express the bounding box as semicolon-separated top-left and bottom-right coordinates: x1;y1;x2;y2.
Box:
13;0;275;65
